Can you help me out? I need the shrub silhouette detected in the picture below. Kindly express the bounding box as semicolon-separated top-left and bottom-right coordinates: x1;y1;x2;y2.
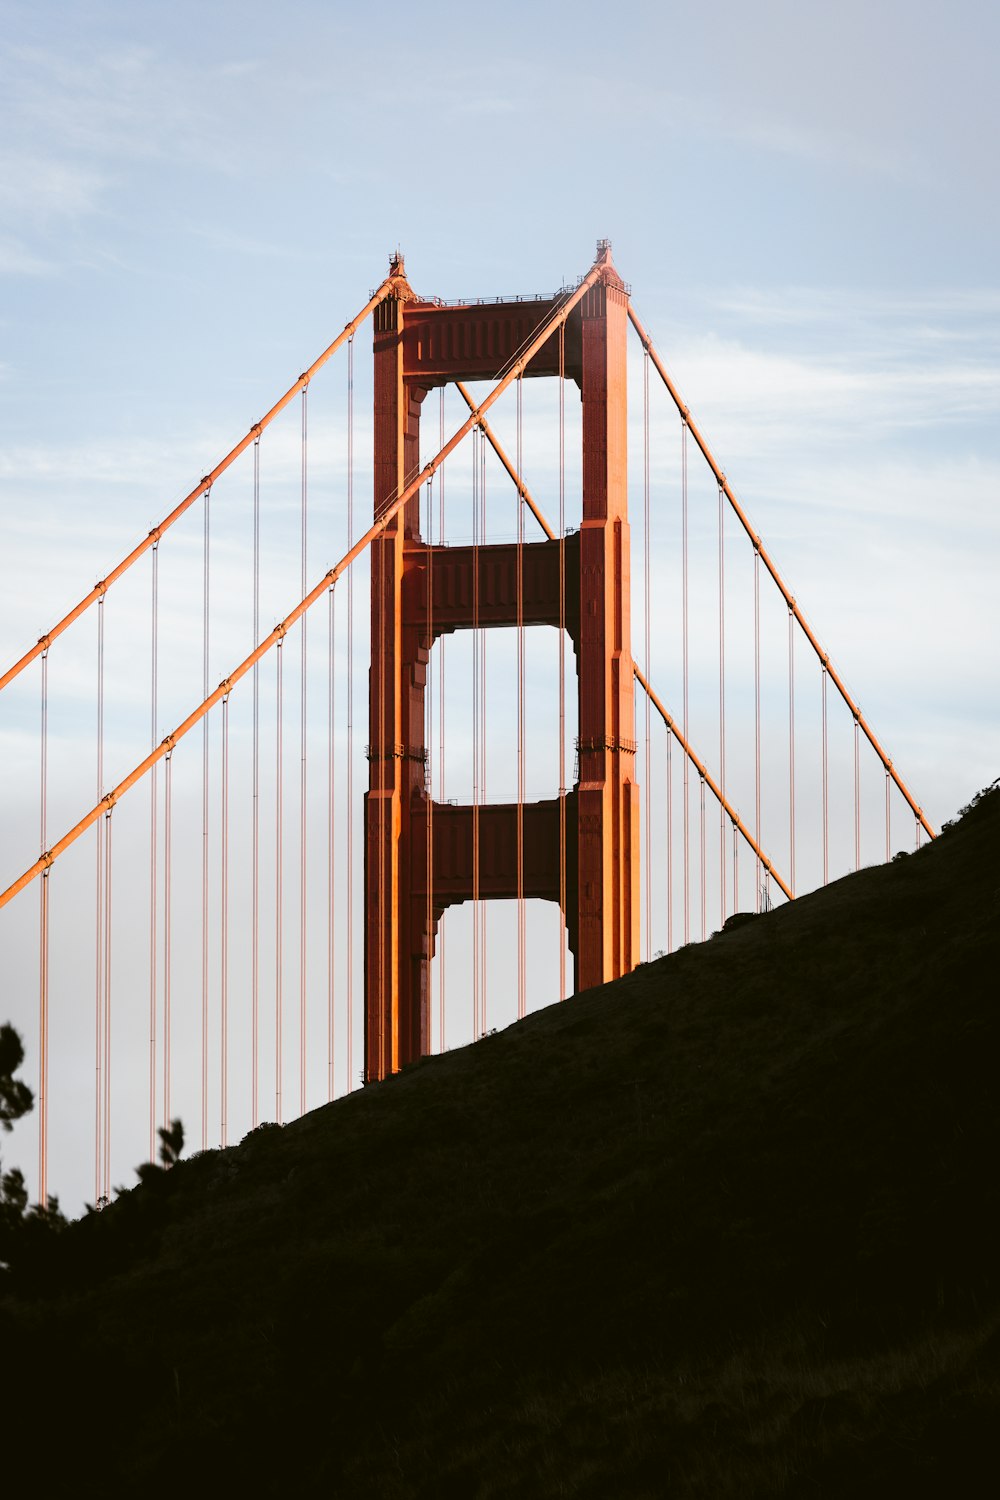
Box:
0;1022;34;1131
0;1023;66;1273
134;1118;185;1187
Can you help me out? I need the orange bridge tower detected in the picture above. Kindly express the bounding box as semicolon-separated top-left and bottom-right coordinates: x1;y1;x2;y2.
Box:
365;245;639;1080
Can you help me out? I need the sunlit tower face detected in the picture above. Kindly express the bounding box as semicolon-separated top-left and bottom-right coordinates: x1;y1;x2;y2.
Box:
364;247;641;1081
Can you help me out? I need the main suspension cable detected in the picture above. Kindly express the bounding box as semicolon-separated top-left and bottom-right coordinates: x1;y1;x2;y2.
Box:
636;664;792;900
1;259;607;913
0;275;401;696
450;409;792;919
458;395;792;902
628;307;934;841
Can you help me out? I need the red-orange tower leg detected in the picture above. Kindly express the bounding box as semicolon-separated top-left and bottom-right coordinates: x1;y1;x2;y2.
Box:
364;246;639;1082
365;265;429;1082
575;272;640;988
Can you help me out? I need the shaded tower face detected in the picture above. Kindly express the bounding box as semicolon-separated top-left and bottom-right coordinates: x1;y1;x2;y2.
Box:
364;249;639;1082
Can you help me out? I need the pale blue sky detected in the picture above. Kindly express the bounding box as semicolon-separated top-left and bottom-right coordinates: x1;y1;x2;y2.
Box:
1;0;998;1206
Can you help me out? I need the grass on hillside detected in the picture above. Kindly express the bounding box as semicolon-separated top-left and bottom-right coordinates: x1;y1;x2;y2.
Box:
1;784;997;1497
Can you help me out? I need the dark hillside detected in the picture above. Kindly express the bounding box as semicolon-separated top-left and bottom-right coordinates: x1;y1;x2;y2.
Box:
2;786;998;1497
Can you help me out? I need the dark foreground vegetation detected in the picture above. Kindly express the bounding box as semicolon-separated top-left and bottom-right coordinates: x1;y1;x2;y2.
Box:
1;786;998;1497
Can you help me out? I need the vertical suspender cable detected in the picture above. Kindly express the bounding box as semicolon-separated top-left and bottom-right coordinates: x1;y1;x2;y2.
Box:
558;324;567;999
300;385;308;1118
854;714;861;872
163;750;173;1128
788;606;796;897
375;441;386;1072
426;474;435;1045
149;543;158;1161
885;766;891;862
471;428;480;1039
252;437;261;1127
480;431;488;1031
643;348;651;960
718;484;727;925
95;594;105;1205
275;638;284;1121
915;815;922;851
666;731;673;952
733;817;739;913
699;775;707;940
821;663;829;884
202;487;211;1150
103;804;113;1205
753;546;761;911
163;749;172;1131
438;388;447;1050
38;647;49;1205
346;336;354;1092
681;420;690;945
516;376;526;1020
327;579;336;1100
220;693;229;1147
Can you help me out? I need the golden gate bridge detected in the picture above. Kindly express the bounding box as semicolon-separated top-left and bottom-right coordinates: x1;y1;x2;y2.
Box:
0;242;933;1211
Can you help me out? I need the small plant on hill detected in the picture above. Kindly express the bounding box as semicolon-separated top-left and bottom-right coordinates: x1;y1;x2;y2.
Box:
940;777;1000;834
134;1118;186;1185
0;1022;33;1129
0;1023;66;1272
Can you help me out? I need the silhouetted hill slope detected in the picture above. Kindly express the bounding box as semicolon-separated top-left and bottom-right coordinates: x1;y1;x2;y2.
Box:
2;786;998;1497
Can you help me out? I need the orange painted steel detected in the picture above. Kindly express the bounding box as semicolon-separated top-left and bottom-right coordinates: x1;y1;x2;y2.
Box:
365;246;638;1082
634;665;793;902
455;383;555;540
0;273;403;696
627;305;936;841
0;258;603;916
461;386;792;900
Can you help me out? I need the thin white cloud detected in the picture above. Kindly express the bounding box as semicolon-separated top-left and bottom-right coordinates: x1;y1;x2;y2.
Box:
0;232;56;275
184;225;327;262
